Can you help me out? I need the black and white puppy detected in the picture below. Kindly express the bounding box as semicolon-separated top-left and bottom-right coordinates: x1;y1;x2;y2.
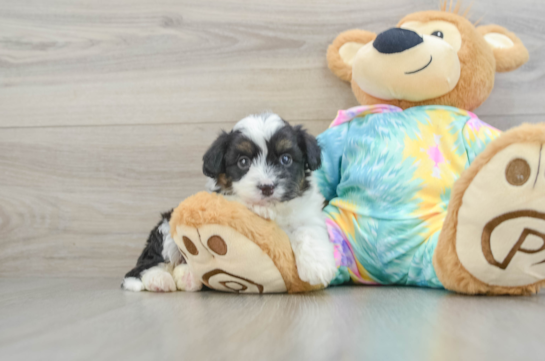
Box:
122;113;336;292
204;112;337;286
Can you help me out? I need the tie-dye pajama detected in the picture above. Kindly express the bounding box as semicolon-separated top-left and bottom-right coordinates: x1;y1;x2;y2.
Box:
315;105;501;288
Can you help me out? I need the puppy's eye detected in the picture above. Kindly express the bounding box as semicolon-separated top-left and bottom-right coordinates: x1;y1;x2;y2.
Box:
237;156;251;170
431;30;444;39
279;154;292;166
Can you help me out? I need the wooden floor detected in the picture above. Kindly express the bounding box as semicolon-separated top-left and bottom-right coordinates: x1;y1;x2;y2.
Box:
1;277;544;361
1;0;545;360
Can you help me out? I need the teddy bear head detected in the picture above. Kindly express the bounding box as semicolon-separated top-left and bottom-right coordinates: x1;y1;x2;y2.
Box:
327;6;529;111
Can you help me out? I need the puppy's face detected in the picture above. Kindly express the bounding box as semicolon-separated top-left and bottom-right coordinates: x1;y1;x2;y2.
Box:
203;113;321;206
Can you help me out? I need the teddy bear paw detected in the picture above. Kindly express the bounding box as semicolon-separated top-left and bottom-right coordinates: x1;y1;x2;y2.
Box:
172;224;288;293
445;137;545;294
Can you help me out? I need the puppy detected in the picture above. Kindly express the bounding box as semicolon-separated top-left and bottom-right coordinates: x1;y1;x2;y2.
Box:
122;113;337;291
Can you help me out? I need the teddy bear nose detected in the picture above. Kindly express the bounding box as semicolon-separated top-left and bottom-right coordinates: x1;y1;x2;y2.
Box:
258;184;275;197
373;28;423;54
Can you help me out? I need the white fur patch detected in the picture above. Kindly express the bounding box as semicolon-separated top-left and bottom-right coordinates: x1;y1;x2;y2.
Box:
141;264;177;292
122;277;145;292
206;177;220;192
159;220;183;266
232;154;281;206
233;113;285;156
173;264;203;292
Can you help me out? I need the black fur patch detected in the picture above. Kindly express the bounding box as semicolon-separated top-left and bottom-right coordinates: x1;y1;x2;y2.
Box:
267;124;321;201
202;131;232;178
124;210;183;280
222;132;261;183
203;130;262;194
294;125;322;171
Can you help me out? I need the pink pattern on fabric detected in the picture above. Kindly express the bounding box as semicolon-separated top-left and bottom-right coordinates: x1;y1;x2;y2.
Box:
427;145;445;167
427;139;446;179
466;111;499;133
330;104;403;128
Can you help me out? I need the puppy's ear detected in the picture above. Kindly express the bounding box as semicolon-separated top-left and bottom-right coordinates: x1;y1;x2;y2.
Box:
202;131;230;178
295;126;321;171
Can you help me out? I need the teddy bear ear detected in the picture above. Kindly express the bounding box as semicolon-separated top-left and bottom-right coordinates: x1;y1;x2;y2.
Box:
477;25;529;73
327;30;376;82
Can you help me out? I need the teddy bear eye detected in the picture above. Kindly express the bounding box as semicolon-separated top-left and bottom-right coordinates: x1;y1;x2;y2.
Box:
431;30;444;39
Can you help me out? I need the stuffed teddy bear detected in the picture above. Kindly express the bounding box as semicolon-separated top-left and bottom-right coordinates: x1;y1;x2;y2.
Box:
170;7;545;295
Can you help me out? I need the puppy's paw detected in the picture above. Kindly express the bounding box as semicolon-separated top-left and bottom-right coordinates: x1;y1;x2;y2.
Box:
141;267;177;292
121;277;144;292
296;258;337;286
294;245;337;287
291;227;337;287
173;264;203;292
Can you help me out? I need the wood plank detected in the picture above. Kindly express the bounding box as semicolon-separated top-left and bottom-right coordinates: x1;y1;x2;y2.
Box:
1;0;544;128
0;120;331;277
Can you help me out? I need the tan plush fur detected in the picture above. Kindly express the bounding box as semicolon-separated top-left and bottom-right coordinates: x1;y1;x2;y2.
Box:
170;192;321;293
477;24;529;72
328;10;529;111
326;29;376;82
434;123;545;295
326;9;541;295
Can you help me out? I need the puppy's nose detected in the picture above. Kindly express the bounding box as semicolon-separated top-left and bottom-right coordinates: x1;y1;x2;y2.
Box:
373;28;423;54
258;184;275;197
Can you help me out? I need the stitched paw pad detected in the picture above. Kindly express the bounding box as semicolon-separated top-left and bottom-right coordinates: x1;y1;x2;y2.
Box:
173;224;287;293
456;142;545;287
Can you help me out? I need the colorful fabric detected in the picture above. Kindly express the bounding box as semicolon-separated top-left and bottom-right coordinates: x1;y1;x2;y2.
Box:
330;104;403;128
316;105;501;288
